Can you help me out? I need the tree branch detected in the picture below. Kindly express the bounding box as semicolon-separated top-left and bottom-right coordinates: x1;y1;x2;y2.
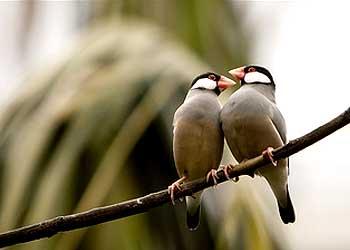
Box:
0;107;349;248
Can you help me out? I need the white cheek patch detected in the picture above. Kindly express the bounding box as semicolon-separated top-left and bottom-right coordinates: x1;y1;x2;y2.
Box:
244;71;270;84
191;78;216;90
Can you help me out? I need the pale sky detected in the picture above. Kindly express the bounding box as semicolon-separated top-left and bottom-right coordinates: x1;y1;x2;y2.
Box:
250;2;350;249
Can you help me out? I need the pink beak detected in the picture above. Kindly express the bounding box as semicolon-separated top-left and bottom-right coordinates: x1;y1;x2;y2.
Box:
228;66;245;82
217;76;236;90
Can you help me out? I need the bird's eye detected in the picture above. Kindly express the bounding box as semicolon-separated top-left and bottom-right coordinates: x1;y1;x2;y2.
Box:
208;74;216;81
248;67;256;73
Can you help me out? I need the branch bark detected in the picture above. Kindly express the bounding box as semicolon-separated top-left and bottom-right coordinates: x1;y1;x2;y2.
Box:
0;107;349;248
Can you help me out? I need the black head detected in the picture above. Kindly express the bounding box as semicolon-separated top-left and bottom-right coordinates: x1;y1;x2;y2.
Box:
190;72;236;95
229;65;275;87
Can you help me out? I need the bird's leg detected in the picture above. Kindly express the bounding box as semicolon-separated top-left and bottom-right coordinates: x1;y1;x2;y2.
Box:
206;169;220;186
168;176;187;205
221;164;239;182
262;146;277;166
218;164;231;180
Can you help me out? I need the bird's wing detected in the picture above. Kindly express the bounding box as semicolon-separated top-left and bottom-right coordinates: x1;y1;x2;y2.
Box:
269;105;287;144
268;105;289;173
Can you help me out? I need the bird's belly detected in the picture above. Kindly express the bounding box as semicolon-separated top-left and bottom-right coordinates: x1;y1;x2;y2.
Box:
228;116;283;161
227;118;287;181
178;145;220;180
173;121;223;181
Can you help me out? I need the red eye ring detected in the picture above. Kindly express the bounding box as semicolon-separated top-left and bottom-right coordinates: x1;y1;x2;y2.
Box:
248;67;256;72
208;74;216;81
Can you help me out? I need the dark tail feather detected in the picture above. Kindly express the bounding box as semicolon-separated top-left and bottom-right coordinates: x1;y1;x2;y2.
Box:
278;188;295;224
186;204;201;231
186;195;201;231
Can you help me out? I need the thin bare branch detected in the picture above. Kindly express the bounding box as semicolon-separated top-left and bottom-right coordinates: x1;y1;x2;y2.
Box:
0;107;349;248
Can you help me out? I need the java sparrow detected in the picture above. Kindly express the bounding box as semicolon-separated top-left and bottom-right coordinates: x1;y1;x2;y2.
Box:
169;72;236;230
220;65;295;224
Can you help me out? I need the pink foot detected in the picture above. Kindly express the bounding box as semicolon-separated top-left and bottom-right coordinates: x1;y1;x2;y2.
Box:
262;147;277;166
206;169;220;186
222;164;239;182
168;176;187;205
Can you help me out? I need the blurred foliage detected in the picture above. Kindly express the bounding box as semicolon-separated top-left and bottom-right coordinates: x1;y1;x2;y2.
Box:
90;0;250;72
0;1;285;250
216;184;286;250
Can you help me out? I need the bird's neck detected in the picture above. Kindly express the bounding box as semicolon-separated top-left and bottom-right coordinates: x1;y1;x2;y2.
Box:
243;84;276;103
186;89;217;100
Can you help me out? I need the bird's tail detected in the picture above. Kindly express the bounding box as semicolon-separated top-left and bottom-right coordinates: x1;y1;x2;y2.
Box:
186;192;202;231
278;186;295;224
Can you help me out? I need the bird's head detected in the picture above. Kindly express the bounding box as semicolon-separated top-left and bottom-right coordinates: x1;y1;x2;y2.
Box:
228;65;275;87
190;72;236;95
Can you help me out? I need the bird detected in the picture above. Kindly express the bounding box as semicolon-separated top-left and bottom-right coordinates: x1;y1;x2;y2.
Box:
169;72;236;230
220;65;295;224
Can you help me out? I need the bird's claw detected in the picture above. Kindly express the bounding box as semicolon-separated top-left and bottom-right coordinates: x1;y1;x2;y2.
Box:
206;169;220;186
223;164;232;180
262;146;277;166
222;164;239;182
247;171;255;178
168;183;181;205
168;176;186;205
